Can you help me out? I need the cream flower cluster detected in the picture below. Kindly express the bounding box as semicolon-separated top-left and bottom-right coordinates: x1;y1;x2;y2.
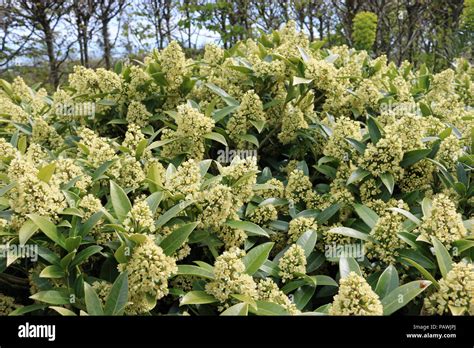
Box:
123;199;156;234
165;159;201;199
323;117;362;162
91;280;112;305
78;127;117;168
0;293;21;315
161;104;215;160
118;236;177;314
126;101;152;128
366;200;408;264
197;184;234;230
69;66;123;97
278;244;307;283
357;132;404;179
205;248;257;304
287;217;317;244
416;194;467;248
226;90;266;148
285;169;313;205
329;272;383;316
220;156;258;204
278;104;308;145
423;262;474;315
8;157;66;224
257;278;299;314
249;205;278;225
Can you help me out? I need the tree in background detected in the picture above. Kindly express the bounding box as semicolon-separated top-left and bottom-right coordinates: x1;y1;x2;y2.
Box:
1;0;472;90
461;0;474;54
70;0;99;68
96;0;126;69
352;11;378;51
10;0;73;87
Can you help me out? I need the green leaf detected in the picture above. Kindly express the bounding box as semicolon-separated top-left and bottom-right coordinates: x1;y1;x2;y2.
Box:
60;208;83;218
84;282;104;315
328;226;371;241
177;265;214;280
236;134;259;147
180;291;218;306
250;301;289;315
60;251;76;269
339;257;362;278
296;230;317;258
250;119;266;133
293;76;313;85
375;265;399;298
225;220;269;237
242;242;274;275
28;214;64;247
135;139;149;158
419;102;432;116
147;137;177;150
19;220;38;246
380;172;395;194
39;265;65;279
160;222;198;256
448;305;467;316
104;271;129;315
367;116;382;144
294;285;315;310
354;203;379;229
347;168;370;185
49;306;77;316
346;138;366;154
91;160;115;181
145;191;163;215
220;302;248;316
109;181;132;223
431;237;453;278
421;197;432;219
155;200;194;228
65;236;81;253
205;83;239;106
313;275;338;287
402;258;439;288
381;280;432;315
259;198;289;207
70;246;103;268
203;132;228;146
212;105;238;122
9;304;47;316
30;290;71;305
316;203;340;225
0;182;15;197
81;212;104;237
400;149;431;168
37;162;56;183
388;207;421;225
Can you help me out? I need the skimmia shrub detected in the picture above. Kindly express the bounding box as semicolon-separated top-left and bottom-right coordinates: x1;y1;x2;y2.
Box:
0;21;472;316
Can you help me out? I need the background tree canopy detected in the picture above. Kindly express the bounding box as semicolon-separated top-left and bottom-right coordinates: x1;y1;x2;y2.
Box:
0;0;473;90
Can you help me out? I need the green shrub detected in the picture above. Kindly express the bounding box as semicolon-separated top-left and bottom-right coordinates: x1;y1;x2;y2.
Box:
0;21;472;316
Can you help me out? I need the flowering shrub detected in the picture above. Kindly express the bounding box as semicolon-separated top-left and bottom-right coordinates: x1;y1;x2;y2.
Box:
0;21;472;316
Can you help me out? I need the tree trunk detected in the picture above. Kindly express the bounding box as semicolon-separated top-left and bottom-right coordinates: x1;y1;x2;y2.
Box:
102;18;111;69
43;22;59;88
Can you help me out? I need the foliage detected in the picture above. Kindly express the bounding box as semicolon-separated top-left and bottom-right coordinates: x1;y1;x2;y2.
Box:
352;11;378;51
0;22;472;316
